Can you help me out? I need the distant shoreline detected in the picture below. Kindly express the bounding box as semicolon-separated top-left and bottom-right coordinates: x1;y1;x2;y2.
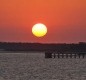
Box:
0;51;44;53
0;42;86;53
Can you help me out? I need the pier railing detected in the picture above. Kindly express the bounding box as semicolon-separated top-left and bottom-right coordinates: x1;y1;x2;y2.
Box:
45;52;86;58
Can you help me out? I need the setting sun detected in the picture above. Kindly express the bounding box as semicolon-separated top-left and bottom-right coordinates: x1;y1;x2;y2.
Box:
32;23;47;37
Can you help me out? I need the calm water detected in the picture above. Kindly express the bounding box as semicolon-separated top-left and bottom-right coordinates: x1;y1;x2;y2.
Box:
0;52;86;80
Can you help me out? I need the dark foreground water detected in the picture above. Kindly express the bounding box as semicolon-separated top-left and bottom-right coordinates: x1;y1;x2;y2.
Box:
0;52;86;80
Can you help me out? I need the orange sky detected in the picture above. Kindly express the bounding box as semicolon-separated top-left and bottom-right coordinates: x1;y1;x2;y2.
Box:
0;0;86;43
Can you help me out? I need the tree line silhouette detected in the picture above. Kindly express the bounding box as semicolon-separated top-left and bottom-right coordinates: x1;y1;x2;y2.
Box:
0;42;86;52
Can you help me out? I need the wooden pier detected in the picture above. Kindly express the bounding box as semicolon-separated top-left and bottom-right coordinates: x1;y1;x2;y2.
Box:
45;52;86;58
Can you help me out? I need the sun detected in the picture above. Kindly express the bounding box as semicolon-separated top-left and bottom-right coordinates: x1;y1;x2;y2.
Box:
32;23;47;37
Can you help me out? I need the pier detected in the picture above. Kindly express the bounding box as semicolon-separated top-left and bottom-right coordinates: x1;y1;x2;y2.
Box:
45;52;86;58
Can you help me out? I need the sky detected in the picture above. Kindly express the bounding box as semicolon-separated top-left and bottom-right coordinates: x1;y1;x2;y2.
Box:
0;0;86;43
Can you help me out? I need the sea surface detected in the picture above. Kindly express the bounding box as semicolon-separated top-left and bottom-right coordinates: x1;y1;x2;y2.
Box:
0;52;86;80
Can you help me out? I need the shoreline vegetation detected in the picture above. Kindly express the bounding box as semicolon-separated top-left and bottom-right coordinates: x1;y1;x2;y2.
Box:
0;42;86;52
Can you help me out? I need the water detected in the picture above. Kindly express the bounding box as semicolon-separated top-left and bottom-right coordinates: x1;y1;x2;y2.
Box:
0;52;86;80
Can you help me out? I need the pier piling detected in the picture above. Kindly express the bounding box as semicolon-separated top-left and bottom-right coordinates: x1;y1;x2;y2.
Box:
45;52;52;58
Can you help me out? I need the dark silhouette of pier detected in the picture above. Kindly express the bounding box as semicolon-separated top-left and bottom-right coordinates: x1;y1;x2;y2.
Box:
45;42;86;58
45;52;85;58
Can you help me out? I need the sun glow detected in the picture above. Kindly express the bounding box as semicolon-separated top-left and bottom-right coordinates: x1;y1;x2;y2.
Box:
32;23;47;37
